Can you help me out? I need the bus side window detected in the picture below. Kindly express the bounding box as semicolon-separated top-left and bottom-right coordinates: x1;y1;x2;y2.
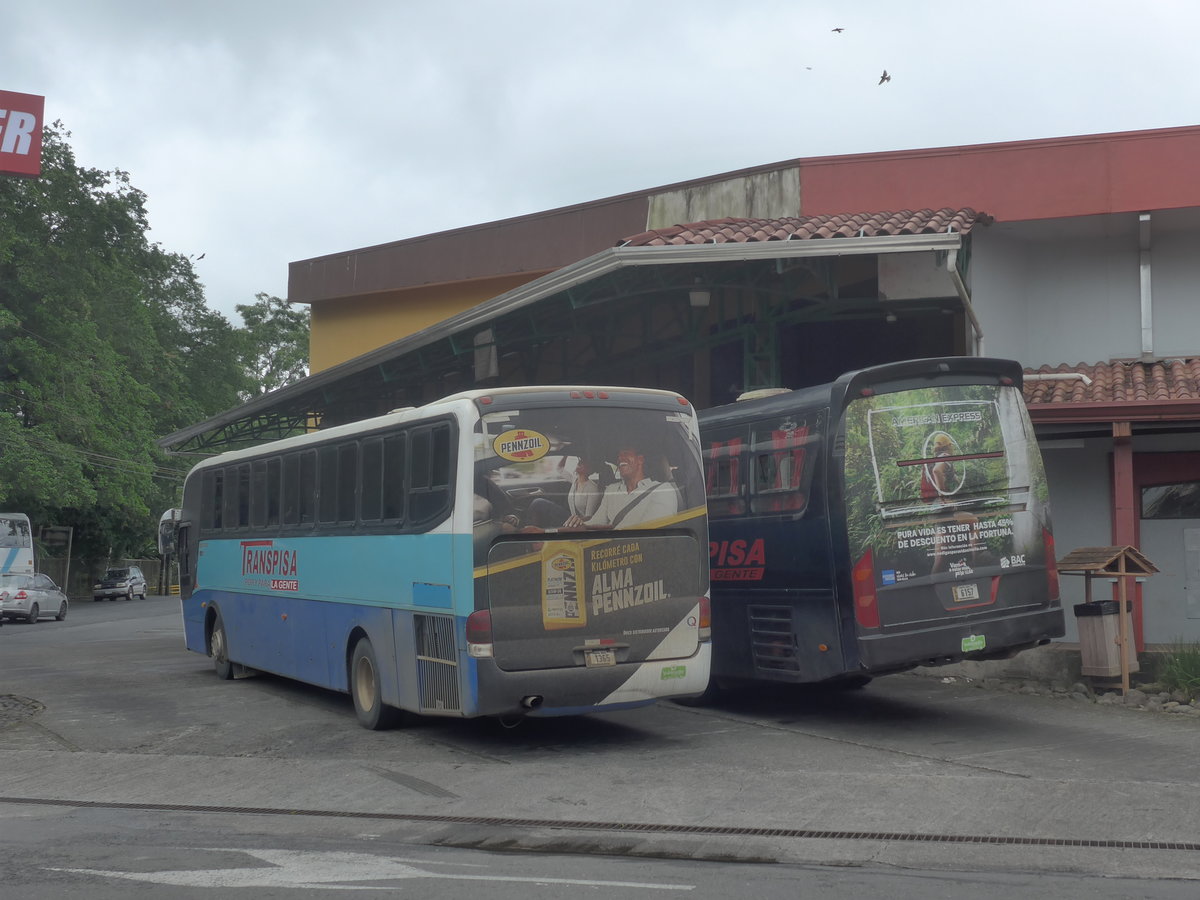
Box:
203;470;222;530
382;432;406;522
409;422;453;526
221;467;238;530
360;437;384;521
251;460;268;527
266;457;281;527
704;437;746;517
318;445;339;524
236;464;251;528
337;442;358;523
750;427;811;515
298;450;317;525
281;453;300;526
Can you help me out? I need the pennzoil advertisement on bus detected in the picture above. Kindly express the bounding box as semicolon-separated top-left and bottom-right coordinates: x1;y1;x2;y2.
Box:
842;383;1052;587
472;398;708;672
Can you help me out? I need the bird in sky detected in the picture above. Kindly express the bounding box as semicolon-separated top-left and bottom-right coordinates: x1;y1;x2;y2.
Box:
878;70;891;85
832;27;844;32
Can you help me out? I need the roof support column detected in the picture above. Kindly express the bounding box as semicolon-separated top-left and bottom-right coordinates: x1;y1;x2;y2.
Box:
743;298;781;392
1110;420;1143;651
1139;213;1154;361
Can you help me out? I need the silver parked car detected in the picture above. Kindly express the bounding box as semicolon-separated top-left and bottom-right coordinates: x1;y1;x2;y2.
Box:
0;573;69;623
93;565;148;602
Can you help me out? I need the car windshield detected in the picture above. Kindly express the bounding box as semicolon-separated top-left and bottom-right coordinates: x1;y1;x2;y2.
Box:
0;574;32;589
106;568;130;579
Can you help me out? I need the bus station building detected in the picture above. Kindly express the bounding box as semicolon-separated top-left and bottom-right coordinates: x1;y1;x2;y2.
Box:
161;125;1200;658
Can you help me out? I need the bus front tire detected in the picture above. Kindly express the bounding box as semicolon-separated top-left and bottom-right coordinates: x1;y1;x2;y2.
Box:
210;611;234;681
351;638;401;730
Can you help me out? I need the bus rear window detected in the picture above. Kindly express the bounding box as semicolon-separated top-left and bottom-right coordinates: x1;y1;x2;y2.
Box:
703;416;821;518
704;437;746;517
749;425;815;515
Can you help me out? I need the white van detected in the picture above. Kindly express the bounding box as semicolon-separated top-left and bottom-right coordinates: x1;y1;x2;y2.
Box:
0;513;35;575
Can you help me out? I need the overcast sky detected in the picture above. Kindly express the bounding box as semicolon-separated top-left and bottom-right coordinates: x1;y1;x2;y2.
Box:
8;2;1198;321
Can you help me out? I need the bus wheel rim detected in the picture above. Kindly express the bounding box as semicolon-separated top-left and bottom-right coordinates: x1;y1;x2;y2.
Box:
356;657;376;709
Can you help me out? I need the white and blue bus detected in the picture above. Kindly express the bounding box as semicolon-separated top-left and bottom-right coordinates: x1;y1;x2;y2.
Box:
0;513;34;575
177;386;711;729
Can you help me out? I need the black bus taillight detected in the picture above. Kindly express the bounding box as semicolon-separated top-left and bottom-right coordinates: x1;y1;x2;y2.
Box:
852;550;881;628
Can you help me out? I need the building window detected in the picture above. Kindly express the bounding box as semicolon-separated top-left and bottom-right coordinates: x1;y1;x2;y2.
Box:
1142;482;1200;519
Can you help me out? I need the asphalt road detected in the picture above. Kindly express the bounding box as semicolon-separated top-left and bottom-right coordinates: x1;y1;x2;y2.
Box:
3;595;1199;895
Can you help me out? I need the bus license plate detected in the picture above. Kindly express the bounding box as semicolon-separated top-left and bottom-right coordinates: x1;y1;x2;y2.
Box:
585;648;616;667
952;583;980;603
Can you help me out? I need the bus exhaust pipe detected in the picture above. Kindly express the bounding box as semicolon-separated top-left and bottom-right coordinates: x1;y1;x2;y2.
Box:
521;695;543;710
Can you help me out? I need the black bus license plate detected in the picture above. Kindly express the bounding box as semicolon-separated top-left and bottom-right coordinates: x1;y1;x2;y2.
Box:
952;583;980;603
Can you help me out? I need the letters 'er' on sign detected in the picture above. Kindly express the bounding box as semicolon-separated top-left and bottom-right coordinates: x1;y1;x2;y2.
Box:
0;90;45;178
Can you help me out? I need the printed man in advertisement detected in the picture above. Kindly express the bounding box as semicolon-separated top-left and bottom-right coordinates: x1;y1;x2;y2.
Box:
565;443;678;530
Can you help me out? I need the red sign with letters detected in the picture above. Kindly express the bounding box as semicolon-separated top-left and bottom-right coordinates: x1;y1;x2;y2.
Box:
0;90;44;177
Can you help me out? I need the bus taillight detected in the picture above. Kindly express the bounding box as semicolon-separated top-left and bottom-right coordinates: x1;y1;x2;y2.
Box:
1044;528;1060;600
698;595;711;642
466;609;494;659
852;550;880;628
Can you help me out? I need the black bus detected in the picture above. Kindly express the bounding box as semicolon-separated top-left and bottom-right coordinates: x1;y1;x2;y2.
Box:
698;357;1064;692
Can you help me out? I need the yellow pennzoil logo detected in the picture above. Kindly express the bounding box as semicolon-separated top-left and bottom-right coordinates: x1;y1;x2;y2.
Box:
550;556;574;571
493;428;550;462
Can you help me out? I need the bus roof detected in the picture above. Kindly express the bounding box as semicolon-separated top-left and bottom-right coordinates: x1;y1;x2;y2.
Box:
184;385;692;472
700;357;1023;428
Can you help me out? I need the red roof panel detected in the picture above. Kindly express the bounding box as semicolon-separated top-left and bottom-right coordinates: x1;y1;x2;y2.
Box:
618;208;988;247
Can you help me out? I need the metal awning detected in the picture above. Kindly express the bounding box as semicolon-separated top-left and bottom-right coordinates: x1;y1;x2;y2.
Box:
159;231;968;454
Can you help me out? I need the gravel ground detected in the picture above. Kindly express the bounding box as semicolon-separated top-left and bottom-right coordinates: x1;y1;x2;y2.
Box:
937;673;1200;716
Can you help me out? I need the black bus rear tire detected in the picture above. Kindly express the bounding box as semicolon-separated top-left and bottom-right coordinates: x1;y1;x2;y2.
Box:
351;638;402;730
826;674;872;690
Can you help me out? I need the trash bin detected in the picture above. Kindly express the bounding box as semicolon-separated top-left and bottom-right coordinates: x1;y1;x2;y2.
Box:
1074;601;1139;677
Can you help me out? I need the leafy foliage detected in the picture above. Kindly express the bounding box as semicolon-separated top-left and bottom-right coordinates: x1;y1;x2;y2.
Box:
235;292;310;399
1157;640;1200;701
0;122;275;563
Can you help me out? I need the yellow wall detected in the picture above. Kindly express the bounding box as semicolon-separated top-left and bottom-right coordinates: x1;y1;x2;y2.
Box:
308;273;546;373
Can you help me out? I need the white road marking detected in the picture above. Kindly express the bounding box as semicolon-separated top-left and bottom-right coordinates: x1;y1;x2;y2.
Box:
49;847;695;891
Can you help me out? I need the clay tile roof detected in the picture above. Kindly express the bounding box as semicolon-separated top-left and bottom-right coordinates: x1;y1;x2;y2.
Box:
1023;360;1200;405
617;208;990;247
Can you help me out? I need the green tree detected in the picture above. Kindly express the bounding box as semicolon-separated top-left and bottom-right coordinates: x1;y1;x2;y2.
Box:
235;292;310;398
0;122;246;564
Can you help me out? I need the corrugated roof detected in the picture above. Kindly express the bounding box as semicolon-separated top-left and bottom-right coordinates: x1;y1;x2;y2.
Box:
1023;360;1200;404
618;208;990;247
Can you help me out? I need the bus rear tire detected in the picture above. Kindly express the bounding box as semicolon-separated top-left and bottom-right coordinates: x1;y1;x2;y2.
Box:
210;611;234;680
826;674;872;690
351;638;402;730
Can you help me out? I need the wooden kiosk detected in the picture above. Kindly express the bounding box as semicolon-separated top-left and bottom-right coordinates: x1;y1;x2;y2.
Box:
1057;546;1158;695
